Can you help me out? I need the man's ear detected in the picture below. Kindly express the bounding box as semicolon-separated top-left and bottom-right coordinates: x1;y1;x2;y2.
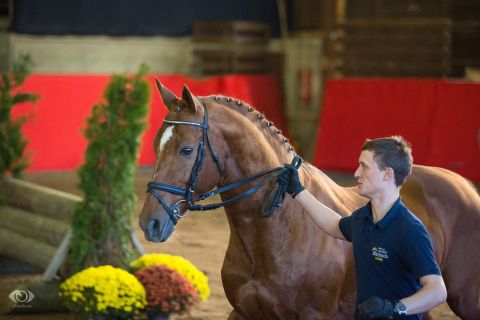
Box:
384;167;395;181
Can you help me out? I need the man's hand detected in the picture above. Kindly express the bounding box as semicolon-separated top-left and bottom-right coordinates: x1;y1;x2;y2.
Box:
358;296;395;319
278;164;305;198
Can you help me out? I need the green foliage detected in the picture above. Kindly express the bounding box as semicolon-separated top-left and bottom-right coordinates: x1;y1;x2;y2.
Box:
69;65;150;274
0;55;38;178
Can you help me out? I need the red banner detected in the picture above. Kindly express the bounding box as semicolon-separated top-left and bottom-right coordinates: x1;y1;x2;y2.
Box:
314;79;480;182
13;74;286;172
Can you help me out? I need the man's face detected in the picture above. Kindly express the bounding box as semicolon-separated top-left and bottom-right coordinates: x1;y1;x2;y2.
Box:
354;150;387;198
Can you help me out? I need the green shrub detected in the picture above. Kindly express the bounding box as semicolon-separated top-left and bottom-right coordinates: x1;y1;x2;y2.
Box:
0;55;38;177
69;64;150;273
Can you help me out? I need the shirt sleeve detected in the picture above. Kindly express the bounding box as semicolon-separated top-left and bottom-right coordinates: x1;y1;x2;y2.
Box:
404;220;442;280
339;216;352;242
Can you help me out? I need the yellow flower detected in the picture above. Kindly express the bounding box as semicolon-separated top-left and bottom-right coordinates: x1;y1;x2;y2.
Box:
59;265;146;316
130;253;210;301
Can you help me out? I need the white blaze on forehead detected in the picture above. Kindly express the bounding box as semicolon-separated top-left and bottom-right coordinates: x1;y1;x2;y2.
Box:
159;125;174;154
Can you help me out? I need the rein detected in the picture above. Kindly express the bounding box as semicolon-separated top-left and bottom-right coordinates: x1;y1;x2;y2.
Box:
147;105;301;225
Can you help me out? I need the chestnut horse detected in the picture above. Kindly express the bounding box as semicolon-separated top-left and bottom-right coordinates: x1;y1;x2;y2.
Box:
139;82;480;319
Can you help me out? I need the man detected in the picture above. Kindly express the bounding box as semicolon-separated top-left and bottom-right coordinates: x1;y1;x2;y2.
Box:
281;136;447;319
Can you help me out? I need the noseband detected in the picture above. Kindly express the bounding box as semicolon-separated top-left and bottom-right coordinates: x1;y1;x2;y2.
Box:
147;105;301;225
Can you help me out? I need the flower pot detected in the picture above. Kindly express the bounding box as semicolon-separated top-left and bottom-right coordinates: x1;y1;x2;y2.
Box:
72;314;107;320
149;313;170;320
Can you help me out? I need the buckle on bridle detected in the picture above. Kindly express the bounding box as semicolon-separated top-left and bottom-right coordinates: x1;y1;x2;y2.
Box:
173;199;191;219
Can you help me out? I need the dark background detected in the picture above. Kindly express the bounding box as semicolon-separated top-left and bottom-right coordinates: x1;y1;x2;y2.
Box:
8;0;293;37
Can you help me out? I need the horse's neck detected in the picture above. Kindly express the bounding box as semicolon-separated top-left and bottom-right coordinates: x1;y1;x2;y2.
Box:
204;97;294;177
301;164;365;215
220;162;360;265
220;169;362;277
207;100;363;250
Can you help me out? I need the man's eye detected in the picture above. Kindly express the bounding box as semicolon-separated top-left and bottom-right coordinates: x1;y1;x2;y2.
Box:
180;147;193;156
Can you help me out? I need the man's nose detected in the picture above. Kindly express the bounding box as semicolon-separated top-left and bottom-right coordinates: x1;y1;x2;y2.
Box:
354;167;361;178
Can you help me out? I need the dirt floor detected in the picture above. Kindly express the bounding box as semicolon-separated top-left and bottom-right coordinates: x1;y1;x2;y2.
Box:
0;168;462;319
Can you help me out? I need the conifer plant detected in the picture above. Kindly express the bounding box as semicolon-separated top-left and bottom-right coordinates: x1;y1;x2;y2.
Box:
0;55;38;177
69;65;150;273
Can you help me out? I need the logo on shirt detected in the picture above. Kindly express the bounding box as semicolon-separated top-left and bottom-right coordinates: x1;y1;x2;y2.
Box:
371;247;389;262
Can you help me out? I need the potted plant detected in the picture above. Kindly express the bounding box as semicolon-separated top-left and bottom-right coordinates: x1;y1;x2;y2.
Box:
134;265;199;320
130;253;210;302
59;265;146;319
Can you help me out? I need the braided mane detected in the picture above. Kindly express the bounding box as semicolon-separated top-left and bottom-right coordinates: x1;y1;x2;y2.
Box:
199;95;296;155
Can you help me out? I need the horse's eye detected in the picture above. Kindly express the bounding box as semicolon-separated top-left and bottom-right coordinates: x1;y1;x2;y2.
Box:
180;147;194;157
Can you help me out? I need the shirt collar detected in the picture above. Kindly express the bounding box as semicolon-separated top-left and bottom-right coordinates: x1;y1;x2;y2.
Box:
358;197;402;229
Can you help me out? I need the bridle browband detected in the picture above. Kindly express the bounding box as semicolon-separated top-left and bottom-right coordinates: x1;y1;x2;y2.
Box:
147;105;301;225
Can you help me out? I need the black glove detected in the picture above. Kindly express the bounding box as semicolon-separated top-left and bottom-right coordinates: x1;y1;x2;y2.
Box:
278;164;305;198
358;296;395;320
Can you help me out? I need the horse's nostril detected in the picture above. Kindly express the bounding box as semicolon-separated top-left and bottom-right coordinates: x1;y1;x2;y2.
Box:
147;218;160;237
139;218;146;231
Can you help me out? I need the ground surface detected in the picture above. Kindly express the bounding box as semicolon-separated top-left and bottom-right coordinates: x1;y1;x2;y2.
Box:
0;168;462;319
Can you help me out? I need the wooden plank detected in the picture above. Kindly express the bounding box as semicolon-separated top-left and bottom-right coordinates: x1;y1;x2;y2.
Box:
192;21;269;44
346;1;449;20
0;205;69;246
292;0;337;31
332;43;450;54
338;33;448;41
338;56;449;66
192;20;270;75
338;18;451;29
340;62;449;71
337;69;447;77
193;48;268;74
0;228;56;268
328;18;451;77
0;177;80;222
340;64;449;75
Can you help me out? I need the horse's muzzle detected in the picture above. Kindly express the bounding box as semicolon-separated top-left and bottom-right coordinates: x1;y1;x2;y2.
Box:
142;217;174;242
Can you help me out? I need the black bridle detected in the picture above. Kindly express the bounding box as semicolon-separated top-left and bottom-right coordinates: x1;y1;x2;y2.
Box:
147;105;301;225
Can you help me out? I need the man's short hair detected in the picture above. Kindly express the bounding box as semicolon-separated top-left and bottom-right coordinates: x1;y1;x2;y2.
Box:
362;136;413;186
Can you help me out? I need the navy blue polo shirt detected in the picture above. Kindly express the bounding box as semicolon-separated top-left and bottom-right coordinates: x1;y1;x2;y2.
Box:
339;197;441;320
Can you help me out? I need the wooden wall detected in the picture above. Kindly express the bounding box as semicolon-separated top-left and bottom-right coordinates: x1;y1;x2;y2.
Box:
292;0;480;78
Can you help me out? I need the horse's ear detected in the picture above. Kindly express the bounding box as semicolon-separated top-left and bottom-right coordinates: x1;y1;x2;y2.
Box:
155;79;178;110
182;84;199;113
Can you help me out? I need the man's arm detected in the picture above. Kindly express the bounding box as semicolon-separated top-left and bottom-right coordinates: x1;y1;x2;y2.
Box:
291;188;346;240
280;164;346;240
399;274;447;315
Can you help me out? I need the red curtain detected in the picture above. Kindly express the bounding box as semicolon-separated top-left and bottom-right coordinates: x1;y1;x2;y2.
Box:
14;74;286;172
314;79;480;182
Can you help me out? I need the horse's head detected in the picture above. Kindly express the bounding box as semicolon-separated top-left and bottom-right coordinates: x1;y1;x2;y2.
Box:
139;81;224;242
